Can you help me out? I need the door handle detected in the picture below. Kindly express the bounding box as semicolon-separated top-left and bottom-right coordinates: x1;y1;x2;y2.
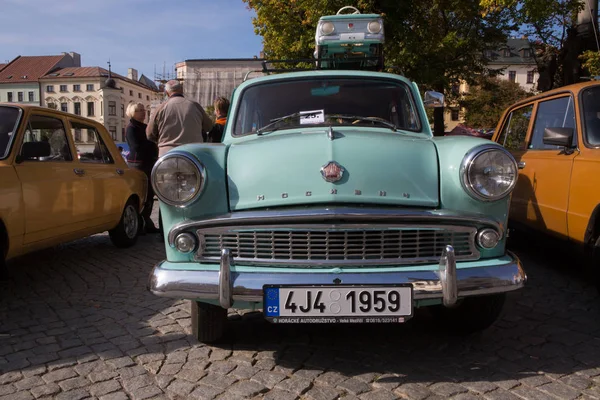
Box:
73;168;85;176
116;169;124;175
517;161;526;169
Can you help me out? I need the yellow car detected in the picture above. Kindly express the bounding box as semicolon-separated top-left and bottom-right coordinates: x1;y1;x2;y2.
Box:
0;104;147;277
493;81;600;281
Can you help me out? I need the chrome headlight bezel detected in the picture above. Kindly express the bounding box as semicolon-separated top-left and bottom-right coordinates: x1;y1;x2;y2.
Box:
320;21;335;35
367;20;382;34
151;151;206;207
460;144;518;202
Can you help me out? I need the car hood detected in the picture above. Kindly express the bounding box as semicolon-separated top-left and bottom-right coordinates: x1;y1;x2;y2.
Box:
227;129;439;210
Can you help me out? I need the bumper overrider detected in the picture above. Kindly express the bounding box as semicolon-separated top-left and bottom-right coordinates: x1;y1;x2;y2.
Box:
148;208;527;309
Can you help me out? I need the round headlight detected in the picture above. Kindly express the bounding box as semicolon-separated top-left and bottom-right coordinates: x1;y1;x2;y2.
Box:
460;145;517;201
320;21;335;35
368;20;382;34
477;228;501;249
175;233;197;253
151;152;206;207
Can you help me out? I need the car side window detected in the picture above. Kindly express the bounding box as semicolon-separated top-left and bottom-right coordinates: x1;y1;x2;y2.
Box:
529;96;576;150
20;115;72;162
497;105;533;151
69;121;113;163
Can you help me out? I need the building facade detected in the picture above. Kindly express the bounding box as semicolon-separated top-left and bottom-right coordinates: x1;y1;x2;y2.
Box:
0;52;81;105
444;38;538;132
175;58;265;109
40;67;161;145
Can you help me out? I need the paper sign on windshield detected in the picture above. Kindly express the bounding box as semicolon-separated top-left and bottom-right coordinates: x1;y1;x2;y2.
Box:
300;109;325;125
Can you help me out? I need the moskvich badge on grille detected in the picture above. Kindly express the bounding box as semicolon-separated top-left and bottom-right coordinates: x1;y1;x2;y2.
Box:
321;161;344;183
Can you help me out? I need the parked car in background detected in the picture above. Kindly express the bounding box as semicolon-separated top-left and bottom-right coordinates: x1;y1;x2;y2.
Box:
493;80;600;287
446;124;494;140
0;104;147;277
147;66;527;343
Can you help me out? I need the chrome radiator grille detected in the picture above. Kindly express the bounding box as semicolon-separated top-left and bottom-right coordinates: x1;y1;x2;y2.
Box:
196;225;479;266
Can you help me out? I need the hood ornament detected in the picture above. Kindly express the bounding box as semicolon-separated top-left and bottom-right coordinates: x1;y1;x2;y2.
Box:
321;161;344;182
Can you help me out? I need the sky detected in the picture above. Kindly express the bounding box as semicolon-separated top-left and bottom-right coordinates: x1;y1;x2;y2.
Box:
0;0;264;80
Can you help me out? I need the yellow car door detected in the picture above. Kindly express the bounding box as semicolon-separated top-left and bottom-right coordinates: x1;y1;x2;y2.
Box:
68;119;128;226
514;95;578;237
14;113;92;244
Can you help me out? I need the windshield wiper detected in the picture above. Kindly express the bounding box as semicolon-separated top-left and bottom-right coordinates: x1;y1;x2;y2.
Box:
328;114;397;132
256;111;324;136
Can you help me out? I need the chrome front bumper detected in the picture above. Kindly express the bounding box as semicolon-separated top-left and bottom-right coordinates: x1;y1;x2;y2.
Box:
148;246;526;309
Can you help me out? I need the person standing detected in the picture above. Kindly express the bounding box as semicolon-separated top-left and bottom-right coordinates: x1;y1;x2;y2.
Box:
206;96;230;143
147;80;213;156
125;102;160;234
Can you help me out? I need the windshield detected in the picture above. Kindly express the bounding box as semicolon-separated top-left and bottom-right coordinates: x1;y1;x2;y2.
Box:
233;77;421;136
582;86;600;146
0;106;22;159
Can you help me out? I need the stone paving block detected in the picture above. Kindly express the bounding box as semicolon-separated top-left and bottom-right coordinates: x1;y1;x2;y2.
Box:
230;365;259;380
129;385;163;400
483;389;523;400
275;377;312;395
263;389;299;400
41;367;77;383
228;380;268;397
314;371;346;387
537;382;580;400
452;394;481;400
22;366;46;378
99;391;129;400
251;370;287;389
189;384;224;400
15;376;44;390
462;381;498;394
0;370;22;384
58;376;91;391
54;388;90;400
337;378;371;395
304;385;340;400
511;386;557;400
30;383;61;398
167;378;196;396
107;356;136;369
0;391;34;400
122;374;154;392
560;373;593;390
358;389;397;400
0;385;15;397
394;383;433;400
208;360;236;375
519;373;553;388
90;380;122;397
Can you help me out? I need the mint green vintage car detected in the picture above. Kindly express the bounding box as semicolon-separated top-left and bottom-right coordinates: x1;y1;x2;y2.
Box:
148;69;526;343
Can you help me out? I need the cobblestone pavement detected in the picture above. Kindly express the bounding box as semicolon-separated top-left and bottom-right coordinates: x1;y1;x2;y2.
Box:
1;210;600;399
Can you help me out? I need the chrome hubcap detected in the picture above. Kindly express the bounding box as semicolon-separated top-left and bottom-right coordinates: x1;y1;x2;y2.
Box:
123;205;138;239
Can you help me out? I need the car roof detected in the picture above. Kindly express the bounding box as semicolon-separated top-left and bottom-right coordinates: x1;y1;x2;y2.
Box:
0;103;104;125
510;80;600;108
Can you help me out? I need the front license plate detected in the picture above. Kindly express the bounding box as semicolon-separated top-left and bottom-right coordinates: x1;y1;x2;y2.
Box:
263;285;413;323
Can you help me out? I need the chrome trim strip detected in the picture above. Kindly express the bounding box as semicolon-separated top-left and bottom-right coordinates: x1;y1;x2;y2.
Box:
219;249;232;309
168;207;504;246
148;252;526;305
195;224;479;266
439;245;457;307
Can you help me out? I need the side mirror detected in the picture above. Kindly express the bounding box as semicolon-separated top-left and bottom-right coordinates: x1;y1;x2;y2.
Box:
424;91;444;108
543;127;574;147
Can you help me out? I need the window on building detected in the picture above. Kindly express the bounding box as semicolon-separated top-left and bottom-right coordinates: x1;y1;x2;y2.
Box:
508;71;516;83
129;90;133;96
108;101;116;116
138;93;141;99
60;103;68;113
20;115;72;162
121;127;125;142
109;126;117;140
86;84;94;91
121;104;125;118
46;85;54;93
28;91;34;102
451;109;460;121
74;102;81;116
504;49;511;57
451;83;460;96
73;84;81;92
47;103;57;109
497;104;533;151
60;85;67;92
146;95;149;101
17;92;23;102
70;121;113;163
527;71;534;84
7;93;12;102
87;102;94;116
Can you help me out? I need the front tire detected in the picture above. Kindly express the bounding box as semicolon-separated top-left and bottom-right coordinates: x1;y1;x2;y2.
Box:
109;199;140;248
191;301;227;343
431;293;506;335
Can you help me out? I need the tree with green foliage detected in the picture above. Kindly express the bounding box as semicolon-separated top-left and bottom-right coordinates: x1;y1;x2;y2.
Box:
460;76;531;129
242;0;515;135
